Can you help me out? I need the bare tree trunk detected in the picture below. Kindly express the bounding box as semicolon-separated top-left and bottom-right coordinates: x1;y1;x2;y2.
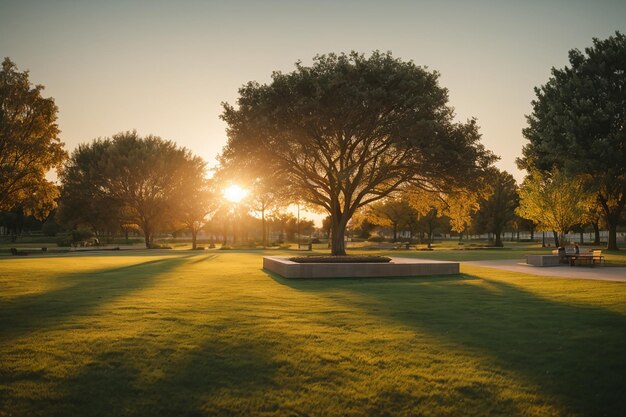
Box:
552;231;559;247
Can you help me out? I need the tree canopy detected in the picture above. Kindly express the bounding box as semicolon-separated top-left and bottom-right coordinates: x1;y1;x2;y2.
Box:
519;32;626;250
0;57;66;214
221;51;495;255
59;131;207;247
362;197;416;242
472;168;519;247
516;169;592;245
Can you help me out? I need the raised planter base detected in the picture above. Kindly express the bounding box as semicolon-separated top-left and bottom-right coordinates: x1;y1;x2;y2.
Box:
263;256;459;279
526;254;560;267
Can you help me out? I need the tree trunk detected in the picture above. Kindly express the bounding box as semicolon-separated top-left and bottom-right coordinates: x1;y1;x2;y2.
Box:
331;217;348;256
607;221;618;251
598;195;623;251
261;209;267;247
494;231;503;247
191;229;198;250
393;223;398;242
592;222;600;245
579;231;584;245
144;231;152;248
552;231;559;247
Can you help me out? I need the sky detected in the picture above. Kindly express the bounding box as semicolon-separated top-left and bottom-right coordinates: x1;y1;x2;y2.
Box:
1;0;625;187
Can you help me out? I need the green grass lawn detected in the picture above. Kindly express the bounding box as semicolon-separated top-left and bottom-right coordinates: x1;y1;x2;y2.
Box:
1;250;625;416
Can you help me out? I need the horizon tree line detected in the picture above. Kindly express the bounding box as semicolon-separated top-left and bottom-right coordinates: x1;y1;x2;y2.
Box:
2;32;625;251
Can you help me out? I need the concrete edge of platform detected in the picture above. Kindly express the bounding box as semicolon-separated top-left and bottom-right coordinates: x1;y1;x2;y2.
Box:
263;256;460;279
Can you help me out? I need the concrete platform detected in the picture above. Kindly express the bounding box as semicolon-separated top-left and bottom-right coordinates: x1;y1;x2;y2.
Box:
526;254;560;266
263;256;460;279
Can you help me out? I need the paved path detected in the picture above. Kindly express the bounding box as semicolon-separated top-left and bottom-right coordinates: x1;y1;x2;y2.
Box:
463;259;626;282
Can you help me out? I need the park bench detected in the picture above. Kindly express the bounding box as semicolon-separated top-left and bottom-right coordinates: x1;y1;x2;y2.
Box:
569;250;604;267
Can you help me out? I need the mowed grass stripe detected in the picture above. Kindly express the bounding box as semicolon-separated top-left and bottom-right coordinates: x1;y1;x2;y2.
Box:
1;251;625;416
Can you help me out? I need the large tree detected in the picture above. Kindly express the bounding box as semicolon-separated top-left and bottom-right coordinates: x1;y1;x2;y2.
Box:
58;140;122;237
519;32;626;250
0;57;66;212
221;51;495;255
60;131;207;248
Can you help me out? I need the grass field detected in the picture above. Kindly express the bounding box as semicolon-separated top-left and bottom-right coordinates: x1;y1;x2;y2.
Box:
1;249;625;416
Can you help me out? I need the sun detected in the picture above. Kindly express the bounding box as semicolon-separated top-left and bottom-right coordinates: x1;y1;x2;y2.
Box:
224;184;248;203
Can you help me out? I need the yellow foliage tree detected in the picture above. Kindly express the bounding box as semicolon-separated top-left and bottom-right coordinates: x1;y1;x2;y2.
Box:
517;169;593;246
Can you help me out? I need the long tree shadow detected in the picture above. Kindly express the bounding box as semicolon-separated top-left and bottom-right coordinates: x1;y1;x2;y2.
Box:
28;333;281;417
0;254;197;341
269;272;626;416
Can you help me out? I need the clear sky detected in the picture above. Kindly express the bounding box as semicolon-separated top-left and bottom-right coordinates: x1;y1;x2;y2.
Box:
1;0;625;184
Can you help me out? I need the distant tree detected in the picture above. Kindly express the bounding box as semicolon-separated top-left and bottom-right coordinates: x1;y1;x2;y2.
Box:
58;140;122;238
178;179;217;250
516;216;537;241
364;198;416;241
441;190;481;239
416;207;449;248
0;58;66;213
583;201;605;245
405;190;449;247
517;169;592;246
321;215;332;240
284;213;315;242
519;32;626;250
405;187;477;242
60;131;206;248
221;51;495;255
473;169;518;247
247;177;290;246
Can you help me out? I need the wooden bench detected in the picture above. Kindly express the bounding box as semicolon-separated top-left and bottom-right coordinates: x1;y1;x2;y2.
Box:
569;250;604;266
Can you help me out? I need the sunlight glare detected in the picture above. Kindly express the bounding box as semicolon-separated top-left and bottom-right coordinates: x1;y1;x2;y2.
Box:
224;184;248;203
